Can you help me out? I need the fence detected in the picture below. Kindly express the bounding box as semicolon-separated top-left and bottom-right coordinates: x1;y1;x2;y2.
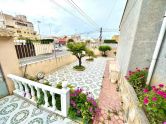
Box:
14;41;55;59
8;74;70;117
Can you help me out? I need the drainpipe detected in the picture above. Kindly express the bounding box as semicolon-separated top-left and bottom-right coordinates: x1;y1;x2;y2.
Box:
146;11;166;85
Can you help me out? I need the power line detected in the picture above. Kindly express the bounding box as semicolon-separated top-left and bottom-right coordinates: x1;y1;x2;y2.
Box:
69;0;98;27
49;0;97;29
104;0;118;27
65;0;99;28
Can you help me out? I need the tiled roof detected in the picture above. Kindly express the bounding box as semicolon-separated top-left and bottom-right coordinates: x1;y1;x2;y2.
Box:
0;28;14;37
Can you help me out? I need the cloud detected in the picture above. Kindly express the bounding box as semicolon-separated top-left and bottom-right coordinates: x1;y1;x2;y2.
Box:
0;0;126;38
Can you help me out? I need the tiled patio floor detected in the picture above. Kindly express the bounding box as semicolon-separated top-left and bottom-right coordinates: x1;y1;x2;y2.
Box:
47;57;108;99
0;95;77;124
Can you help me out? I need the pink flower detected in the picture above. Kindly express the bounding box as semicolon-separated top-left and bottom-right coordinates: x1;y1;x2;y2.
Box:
136;68;140;72
128;70;132;74
143;88;148;93
152;97;157;102
157;90;164;96
77;110;81;114
159;84;164;88
71;100;76;107
144;97;149;105
163;122;166;124
152;86;156;89
89;107;93;113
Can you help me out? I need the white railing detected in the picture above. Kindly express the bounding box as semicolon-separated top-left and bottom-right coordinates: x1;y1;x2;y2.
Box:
7;74;70;117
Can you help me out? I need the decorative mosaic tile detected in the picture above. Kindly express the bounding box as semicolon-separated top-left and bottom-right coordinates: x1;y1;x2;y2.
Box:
0;103;18;115
10;110;29;124
0;95;76;124
47;57;108;99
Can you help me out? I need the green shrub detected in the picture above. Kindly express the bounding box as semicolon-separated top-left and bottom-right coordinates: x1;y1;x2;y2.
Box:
98;45;111;57
86;48;94;61
104;39;117;44
86;58;94;61
125;68;148;98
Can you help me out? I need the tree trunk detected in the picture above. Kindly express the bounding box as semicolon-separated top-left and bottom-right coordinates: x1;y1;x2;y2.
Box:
103;51;106;56
78;58;82;67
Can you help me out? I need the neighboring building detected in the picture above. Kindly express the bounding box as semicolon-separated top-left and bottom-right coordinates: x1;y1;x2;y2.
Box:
117;0;166;85
70;35;81;42
111;35;119;42
0;12;38;40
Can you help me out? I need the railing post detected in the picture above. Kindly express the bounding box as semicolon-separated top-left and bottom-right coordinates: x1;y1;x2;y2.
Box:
61;81;70;117
13;79;19;93
17;81;24;96
51;92;57;110
36;87;41;99
30;85;36;101
43;90;49;107
23;83;31;99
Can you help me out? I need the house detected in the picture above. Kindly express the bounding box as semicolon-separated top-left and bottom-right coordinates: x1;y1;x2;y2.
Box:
117;0;166;85
0;12;38;40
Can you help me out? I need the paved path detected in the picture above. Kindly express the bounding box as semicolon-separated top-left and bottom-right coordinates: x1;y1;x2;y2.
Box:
0;95;76;124
47;57;108;99
93;60;124;124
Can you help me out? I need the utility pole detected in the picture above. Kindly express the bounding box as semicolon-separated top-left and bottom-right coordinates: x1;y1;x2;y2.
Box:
49;23;52;35
99;27;102;43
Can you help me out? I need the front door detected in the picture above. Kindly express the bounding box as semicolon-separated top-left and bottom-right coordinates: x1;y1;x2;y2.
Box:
0;65;9;98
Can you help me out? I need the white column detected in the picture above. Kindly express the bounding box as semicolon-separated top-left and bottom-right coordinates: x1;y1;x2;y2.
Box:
61;82;70;117
43;90;49;107
17;81;24;96
23;83;31;99
13;79;19;93
36;87;41;99
30;85;36;101
51;92;56;110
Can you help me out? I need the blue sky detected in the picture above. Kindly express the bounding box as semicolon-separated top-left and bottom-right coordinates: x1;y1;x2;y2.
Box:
0;0;126;39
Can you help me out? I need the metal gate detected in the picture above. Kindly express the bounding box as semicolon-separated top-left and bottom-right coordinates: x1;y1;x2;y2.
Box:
0;65;8;98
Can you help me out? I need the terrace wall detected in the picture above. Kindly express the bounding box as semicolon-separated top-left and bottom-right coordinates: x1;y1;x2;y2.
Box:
21;54;76;76
0;37;22;94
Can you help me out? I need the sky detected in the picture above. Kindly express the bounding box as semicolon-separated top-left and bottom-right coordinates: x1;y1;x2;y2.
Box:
0;0;126;39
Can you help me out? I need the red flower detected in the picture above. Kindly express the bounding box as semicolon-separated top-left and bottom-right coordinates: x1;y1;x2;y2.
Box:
143;88;148;93
159;84;164;88
152;97;157;102
144;97;149;105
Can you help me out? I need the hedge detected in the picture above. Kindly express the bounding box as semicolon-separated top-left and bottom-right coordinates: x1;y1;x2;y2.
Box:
104;39;117;44
40;39;54;44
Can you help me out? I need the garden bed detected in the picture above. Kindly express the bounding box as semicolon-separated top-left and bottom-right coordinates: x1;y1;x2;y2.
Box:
73;65;85;71
123;68;166;124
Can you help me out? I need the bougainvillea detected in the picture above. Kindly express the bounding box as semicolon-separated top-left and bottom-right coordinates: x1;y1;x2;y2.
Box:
125;67;148;98
141;84;166;124
68;87;100;123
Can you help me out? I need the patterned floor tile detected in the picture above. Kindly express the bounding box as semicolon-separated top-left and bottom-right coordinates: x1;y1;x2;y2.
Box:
47;57;108;99
0;95;76;124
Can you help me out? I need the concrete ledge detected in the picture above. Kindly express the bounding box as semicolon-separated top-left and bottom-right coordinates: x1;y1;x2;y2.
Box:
119;75;149;124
